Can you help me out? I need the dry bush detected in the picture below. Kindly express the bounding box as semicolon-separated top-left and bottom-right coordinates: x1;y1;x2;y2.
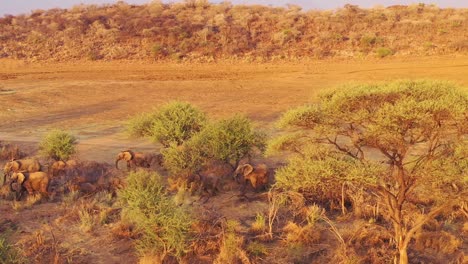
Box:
111;220;139;240
282;205;323;245
0;143;26;161
414;231;462;254
54;161;123;197
344;222;393;263
185;210;224;263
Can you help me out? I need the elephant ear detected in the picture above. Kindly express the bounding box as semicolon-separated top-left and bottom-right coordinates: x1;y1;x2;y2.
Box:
12;161;20;171
123;150;134;161
242;164;254;177
3;162;11;172
12;172;26;185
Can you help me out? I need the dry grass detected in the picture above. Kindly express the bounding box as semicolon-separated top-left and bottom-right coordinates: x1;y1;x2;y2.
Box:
250;213;266;234
214;220;251;264
415;231;462;254
11;194;43;211
78;208;95;233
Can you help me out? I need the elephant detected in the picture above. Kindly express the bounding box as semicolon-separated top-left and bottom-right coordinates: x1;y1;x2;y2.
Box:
49;159;78;177
234;163;269;194
3;158;42;185
10;171;50;200
188;160;233;197
115;150;157;171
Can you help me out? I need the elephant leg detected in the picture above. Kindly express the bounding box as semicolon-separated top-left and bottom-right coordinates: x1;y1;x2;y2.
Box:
23;182;34;196
240;180;249;195
15;189;24;201
40;181;49;198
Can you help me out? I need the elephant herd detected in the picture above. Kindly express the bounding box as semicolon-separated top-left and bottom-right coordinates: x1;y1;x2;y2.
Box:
114;150;272;196
1;149;271;201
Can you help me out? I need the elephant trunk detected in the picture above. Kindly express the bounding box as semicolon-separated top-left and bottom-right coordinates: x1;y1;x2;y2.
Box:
115;158;120;170
9;180;16;192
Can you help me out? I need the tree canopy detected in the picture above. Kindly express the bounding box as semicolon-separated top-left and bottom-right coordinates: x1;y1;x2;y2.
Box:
270;80;467;264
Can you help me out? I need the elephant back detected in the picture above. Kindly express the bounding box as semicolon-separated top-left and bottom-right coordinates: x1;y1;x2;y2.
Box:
18;159;42;173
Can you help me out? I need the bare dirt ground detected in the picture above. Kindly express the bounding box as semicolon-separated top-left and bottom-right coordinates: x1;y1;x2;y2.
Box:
0;56;467;263
1;56;467;160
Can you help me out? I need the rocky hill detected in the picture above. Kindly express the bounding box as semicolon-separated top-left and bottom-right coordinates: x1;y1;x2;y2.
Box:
0;2;466;61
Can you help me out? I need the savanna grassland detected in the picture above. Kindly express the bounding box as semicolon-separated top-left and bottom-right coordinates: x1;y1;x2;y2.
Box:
0;2;467;264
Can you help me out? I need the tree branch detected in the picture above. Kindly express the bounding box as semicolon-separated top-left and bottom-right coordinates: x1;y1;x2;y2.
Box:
402;199;455;247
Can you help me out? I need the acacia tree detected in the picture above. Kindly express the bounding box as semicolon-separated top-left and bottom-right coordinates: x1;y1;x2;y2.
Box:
270;80;467;264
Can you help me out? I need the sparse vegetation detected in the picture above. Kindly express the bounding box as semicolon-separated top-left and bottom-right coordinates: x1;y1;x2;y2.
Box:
39;130;77;161
0;3;466;61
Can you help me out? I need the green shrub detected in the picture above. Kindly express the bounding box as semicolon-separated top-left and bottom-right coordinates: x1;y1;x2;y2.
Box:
190;115;266;166
375;47;393;58
161;141;204;176
162;115;266;175
127;101;207;147
39;130;77;161
118;171;192;261
126;112;157;138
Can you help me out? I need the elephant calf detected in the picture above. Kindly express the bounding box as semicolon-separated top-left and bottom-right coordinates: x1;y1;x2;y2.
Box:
115;150;164;171
234;163;269;194
10;171;50;199
49;159;78;177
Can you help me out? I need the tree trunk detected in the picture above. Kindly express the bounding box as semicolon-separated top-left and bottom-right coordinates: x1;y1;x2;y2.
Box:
399;247;408;264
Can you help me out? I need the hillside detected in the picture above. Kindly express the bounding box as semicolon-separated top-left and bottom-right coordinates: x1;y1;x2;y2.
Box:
0;2;467;62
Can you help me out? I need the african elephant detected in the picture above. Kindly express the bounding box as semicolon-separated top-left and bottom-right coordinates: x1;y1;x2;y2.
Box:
188;160;233;197
115;150;152;171
10;171;50;200
49;160;78;177
3;159;42;185
234;163;269;193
